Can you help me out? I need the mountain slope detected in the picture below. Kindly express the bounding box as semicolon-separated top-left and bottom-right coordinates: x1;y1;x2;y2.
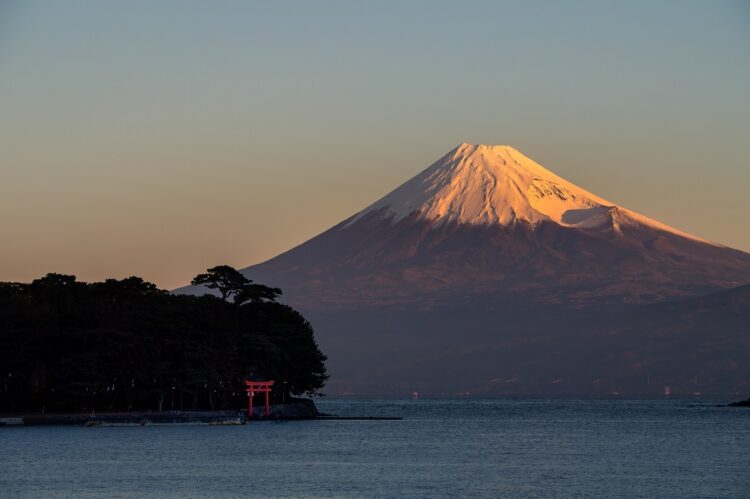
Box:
348;143;710;241
304;285;750;397
176;143;750;396
241;144;750;309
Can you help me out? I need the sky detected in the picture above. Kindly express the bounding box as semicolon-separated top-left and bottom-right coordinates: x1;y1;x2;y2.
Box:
1;0;749;289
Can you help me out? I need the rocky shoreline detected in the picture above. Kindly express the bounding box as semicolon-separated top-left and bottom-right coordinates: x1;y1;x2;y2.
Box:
0;398;322;426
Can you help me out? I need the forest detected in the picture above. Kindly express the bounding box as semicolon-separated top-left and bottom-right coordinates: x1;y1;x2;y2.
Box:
0;266;327;413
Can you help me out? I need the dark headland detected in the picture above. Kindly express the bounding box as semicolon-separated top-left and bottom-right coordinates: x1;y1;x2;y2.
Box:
0;267;348;422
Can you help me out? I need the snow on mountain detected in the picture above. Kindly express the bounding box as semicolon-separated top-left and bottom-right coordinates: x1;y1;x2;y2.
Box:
348;143;712;244
179;142;748;309
176;142;750;396
220;142;750;311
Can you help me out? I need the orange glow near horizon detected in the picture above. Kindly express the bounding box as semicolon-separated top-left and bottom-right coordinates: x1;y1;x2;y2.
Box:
1;2;749;288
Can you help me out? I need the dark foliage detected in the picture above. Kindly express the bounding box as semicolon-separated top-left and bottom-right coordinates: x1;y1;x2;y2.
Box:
190;265;281;305
0;273;327;414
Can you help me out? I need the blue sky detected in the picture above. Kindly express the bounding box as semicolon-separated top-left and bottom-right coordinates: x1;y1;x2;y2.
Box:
1;1;749;287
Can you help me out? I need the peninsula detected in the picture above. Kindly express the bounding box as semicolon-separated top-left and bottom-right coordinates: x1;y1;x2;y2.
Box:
0;266;327;417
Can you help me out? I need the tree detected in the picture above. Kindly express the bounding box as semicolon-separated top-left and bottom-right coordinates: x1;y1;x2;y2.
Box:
238;302;328;396
191;265;250;302
234;283;282;305
192;265;282;305
32;273;78;287
0;273;328;412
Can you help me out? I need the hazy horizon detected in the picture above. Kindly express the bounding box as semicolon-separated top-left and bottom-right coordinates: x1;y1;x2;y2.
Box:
2;0;749;289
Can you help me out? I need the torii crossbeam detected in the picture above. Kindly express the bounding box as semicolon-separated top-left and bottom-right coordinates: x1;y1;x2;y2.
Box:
245;380;275;418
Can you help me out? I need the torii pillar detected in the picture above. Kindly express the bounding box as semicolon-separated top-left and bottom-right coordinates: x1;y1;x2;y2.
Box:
245;380;275;418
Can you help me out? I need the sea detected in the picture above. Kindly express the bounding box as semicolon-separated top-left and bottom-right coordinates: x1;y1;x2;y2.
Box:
1;399;749;498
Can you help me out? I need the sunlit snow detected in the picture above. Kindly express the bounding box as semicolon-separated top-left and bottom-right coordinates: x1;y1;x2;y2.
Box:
349;143;713;244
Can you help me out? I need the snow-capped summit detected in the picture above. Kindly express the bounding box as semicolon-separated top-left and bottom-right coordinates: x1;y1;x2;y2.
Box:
351;143;607;227
350;143;710;243
181;142;749;308
177;142;750;396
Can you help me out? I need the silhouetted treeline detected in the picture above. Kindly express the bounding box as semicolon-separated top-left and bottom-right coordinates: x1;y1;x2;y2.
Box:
0;271;327;413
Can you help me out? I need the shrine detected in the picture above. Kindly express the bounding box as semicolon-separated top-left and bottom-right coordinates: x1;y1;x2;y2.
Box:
244;380;275;418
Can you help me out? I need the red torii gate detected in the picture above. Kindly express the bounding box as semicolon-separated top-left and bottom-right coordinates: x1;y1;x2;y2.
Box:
245;380;275;418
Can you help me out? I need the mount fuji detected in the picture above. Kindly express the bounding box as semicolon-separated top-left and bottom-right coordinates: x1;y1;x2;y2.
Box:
241;143;749;310
180;144;750;396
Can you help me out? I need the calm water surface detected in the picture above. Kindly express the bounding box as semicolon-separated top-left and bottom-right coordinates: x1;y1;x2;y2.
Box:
1;399;749;498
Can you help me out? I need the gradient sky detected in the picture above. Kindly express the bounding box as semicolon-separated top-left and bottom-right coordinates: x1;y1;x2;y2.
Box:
1;0;749;289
